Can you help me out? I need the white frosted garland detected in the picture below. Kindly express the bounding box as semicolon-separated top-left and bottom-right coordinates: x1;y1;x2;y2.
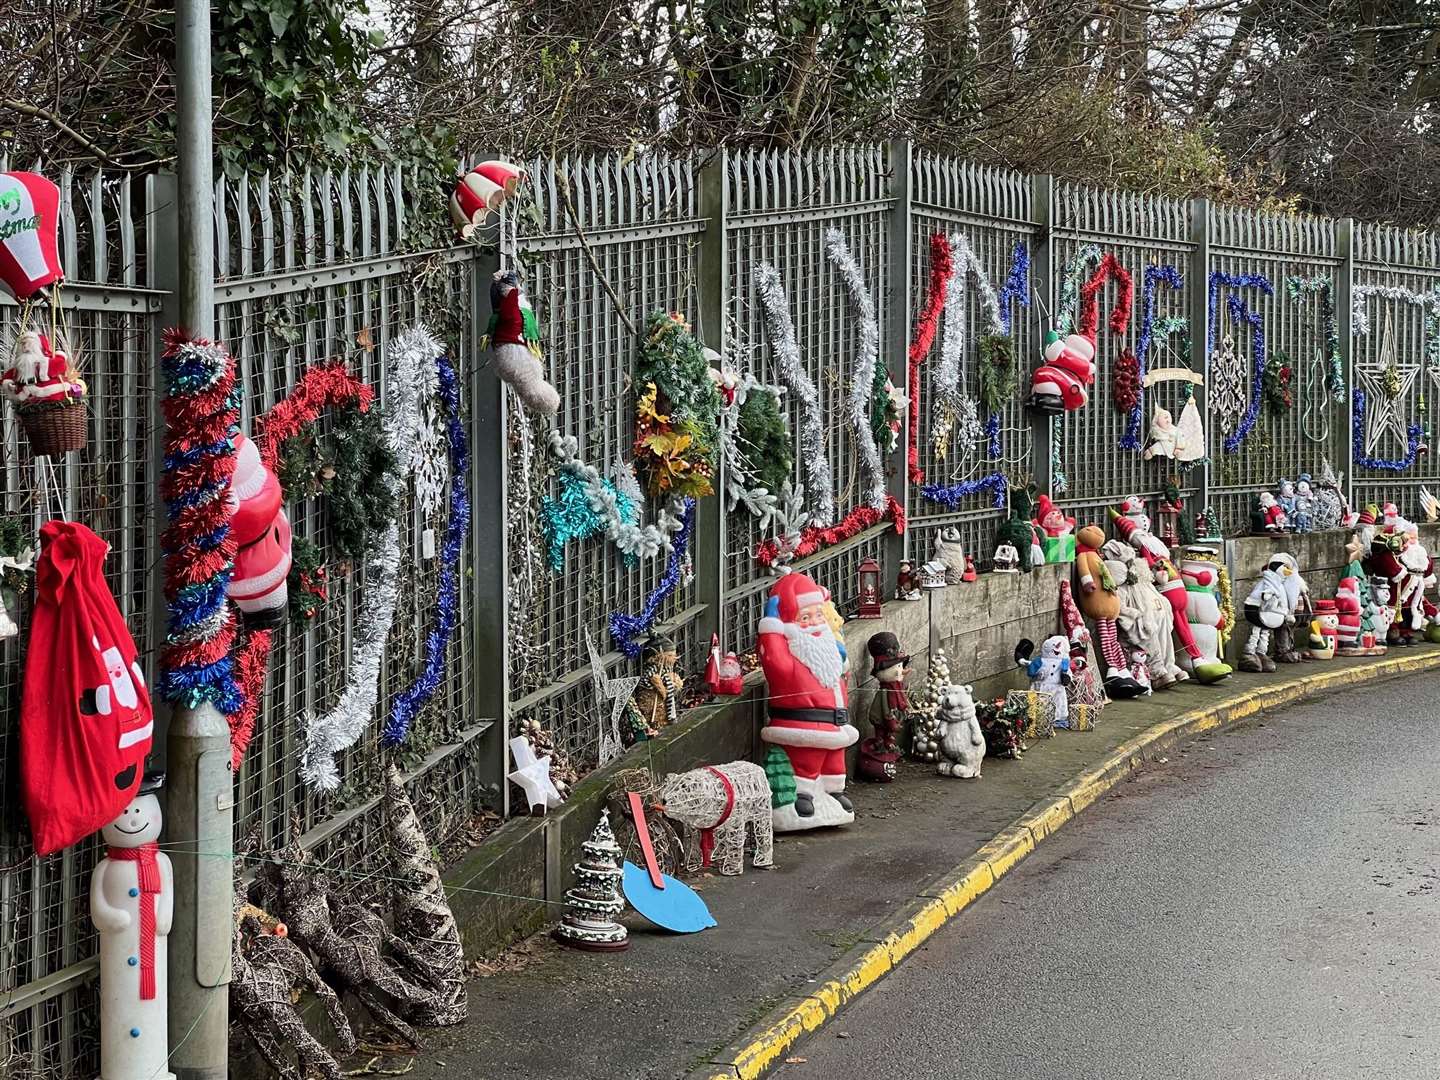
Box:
1352;283;1440;338
716;365;787;528
755;262;834;526
932;233;1003;417
824;229;887;511
411;358;450;518
300;324;432;791
547;431;684;560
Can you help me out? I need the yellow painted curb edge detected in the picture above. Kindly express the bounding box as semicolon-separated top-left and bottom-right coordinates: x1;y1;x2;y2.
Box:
698;649;1440;1080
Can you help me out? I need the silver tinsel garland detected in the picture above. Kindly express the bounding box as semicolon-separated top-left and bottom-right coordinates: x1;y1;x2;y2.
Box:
716;363;787;529
824;228;888;510
934;233;1002;458
755;261;834;527
299;325;432;791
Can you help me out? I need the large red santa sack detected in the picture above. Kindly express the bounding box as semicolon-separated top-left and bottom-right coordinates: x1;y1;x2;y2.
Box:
21;520;153;855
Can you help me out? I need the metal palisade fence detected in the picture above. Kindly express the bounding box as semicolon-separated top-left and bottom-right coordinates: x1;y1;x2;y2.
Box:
1;143;1439;1074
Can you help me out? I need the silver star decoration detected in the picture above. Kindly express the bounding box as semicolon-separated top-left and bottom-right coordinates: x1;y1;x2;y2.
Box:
587;631;640;768
1359;365;1418;453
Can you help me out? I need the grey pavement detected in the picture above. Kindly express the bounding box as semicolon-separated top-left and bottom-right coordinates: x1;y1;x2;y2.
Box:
776;677;1440;1080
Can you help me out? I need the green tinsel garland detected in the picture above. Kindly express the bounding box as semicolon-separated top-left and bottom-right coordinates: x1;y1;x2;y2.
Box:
736;385;793;497
275;403;399;561
977;334;1017;419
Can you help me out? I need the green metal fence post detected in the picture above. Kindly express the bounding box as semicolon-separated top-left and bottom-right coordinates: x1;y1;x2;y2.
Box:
1337;217;1356;508
694;150;729;647
887;139;913;564
1031;174;1056;494
1190;197;1212;518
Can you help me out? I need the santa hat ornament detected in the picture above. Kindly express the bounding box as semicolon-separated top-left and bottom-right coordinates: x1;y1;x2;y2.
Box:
227;433;292;627
0;172;64;301
1028;331;1096;413
450;161;527;238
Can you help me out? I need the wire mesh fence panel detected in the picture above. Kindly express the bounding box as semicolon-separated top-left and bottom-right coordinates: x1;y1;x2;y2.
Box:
1352;224;1440;514
720;145;893;653
0;167;158;1080
1207;207;1343;532
907;151;1035;571
1050;183;1196;530
502;152;706;765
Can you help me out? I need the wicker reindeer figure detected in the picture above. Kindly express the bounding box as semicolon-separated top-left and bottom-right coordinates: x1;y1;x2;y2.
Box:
258;831;445;1048
658;761;774;876
230;900;356;1080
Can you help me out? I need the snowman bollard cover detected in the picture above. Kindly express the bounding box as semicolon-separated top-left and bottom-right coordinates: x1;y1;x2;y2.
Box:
757;572;858;832
91;773;174;1080
21;520;153;856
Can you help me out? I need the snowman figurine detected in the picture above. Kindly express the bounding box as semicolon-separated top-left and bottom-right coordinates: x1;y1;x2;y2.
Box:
90;773;174;1080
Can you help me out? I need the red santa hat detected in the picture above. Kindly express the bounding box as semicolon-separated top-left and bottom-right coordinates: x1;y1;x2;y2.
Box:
767;571;830;625
1033;494;1058;522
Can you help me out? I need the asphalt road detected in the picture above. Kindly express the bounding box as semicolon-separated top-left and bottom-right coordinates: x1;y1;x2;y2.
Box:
776;678;1440;1080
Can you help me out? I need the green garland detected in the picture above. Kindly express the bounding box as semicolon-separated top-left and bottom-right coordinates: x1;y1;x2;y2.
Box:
1264;350;1295;415
977;333;1017;419
736;385;793;496
275;402;399;561
1284;275;1345;402
287;535;328;626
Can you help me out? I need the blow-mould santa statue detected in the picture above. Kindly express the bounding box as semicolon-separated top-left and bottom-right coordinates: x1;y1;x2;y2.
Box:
1028;331;1097;413
758;572;858;831
227;433;292;627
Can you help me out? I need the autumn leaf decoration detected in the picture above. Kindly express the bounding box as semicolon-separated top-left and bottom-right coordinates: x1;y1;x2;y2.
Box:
634;382;715;499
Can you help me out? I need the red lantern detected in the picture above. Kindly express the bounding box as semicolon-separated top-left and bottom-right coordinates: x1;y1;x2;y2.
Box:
857;557;883;618
0;172;63;301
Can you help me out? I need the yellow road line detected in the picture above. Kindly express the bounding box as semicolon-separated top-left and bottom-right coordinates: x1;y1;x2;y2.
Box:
702;649;1440;1080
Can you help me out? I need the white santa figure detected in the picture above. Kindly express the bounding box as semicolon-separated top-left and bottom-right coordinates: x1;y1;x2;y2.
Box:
90;773;174;1080
757;572;858;832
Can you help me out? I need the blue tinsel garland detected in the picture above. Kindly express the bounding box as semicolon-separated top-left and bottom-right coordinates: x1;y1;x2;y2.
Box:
984;413;1001;459
381;355;471;747
1123;264;1185;451
609;498;696;658
996;241;1031;335
918;472;1008;510
1208;271;1275;453
1352;389;1424;471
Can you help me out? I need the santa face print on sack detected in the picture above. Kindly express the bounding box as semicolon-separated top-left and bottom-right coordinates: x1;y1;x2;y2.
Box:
80;632;152;791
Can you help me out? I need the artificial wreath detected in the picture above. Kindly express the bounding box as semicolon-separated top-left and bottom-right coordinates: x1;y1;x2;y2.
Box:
286;536;328;626
1264;351;1295;415
977;333;1017;419
634;312;721;500
737;384;793;496
870;365;903;455
275;402;399;561
1112;348;1141;412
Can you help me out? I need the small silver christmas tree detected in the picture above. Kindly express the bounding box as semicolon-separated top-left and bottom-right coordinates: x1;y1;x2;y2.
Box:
908;650;950;763
554;810;629;951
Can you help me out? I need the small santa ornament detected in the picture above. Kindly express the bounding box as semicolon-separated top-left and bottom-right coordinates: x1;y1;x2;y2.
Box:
1031;494;1076;564
227;433;292;627
757;572;858;831
91;772;174;1080
1028;331;1096;413
704;632;744;696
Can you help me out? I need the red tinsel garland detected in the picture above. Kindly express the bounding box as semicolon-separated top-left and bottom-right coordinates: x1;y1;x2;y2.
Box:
227;628;274;769
907;233;955;484
1112;348;1141;412
253;362;374;472
1077;254;1134;340
755;494;906;568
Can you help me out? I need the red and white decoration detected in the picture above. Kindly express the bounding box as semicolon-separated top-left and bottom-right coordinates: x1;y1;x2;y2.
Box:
450;161;527;237
0;171;64;301
757;572;857;832
2;331;84;408
227;433;292;627
91;777;174;1080
1028;332;1096;412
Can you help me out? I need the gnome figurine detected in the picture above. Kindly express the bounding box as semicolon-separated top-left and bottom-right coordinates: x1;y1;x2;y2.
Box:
91;773;174;1080
757;573;858;831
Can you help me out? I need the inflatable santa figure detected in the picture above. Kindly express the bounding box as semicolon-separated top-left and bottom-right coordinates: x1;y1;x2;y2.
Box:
227;433;292;628
1028;331;1097;413
757;572;858;832
91;772;174;1080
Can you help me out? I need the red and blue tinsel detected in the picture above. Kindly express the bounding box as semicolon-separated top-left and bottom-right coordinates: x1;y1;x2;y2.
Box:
382;355;470;746
158;331;243;712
